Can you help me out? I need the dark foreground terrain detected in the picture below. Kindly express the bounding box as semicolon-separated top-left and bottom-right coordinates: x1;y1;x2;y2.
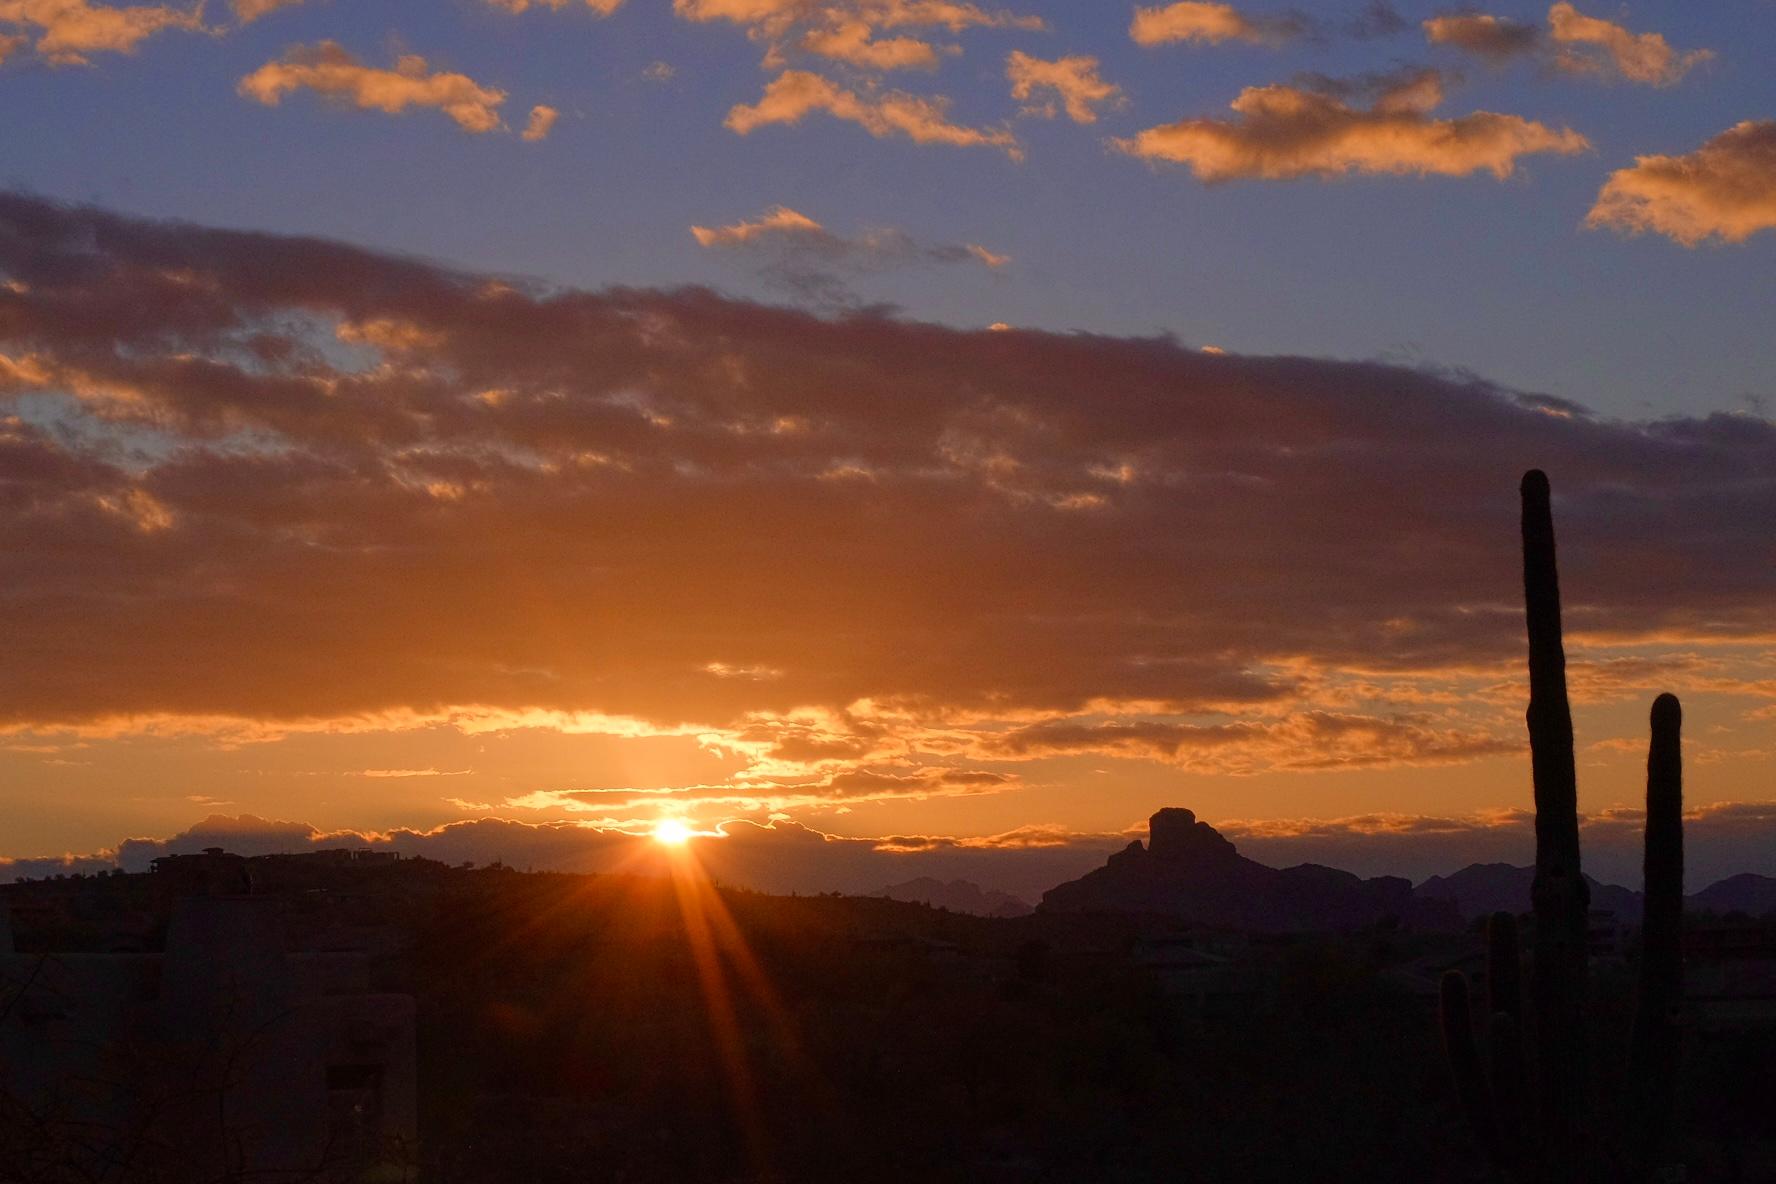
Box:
4;857;1774;1182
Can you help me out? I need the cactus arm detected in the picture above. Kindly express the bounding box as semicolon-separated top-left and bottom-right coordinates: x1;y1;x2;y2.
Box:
1484;911;1528;1167
1630;693;1684;1173
1441;970;1501;1164
1488;1010;1527;1170
1487;911;1523;1025
1520;469;1591;1165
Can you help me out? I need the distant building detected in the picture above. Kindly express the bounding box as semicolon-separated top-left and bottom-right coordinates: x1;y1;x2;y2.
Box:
1;894;416;1181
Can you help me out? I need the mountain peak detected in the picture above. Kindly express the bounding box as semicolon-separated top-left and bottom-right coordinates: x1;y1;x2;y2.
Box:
1147;807;1240;862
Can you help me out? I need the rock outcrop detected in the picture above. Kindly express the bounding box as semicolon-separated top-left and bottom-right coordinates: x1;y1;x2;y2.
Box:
1041;808;1458;932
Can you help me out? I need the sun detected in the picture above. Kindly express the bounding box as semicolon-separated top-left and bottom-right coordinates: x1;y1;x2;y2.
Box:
652;818;693;847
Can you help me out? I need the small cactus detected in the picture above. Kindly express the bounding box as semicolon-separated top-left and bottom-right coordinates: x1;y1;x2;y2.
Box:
1441;471;1685;1181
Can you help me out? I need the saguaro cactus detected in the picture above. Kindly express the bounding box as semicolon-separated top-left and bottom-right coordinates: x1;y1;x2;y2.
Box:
1440;471;1686;1182
1630;692;1684;1168
1520;468;1590;1170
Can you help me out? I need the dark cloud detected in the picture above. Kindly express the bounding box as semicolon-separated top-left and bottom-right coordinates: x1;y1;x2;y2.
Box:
1422;11;1542;62
1;193;1774;769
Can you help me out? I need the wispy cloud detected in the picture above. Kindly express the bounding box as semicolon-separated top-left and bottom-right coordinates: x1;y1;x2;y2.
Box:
239;42;510;133
691;204;1008;303
1547;2;1711;86
725;69;1021;156
485;0;624;14
230;0;304;25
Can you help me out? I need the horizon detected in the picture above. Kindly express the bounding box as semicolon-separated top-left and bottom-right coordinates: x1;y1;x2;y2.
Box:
12;797;1776;906
5;2;1776;906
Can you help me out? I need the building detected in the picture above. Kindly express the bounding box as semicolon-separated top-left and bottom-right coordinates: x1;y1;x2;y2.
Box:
1;894;416;1181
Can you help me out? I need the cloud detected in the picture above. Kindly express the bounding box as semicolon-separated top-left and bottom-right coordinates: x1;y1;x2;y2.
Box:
1344;1;1405;39
1006;51;1124;125
673;0;1041;35
1587;120;1776;246
1422;11;1541;62
238;42;509;134
673;0;1040;73
979;711;1515;774
521;103;560;142
1;193;1775;801
690;204;1007;302
485;0;623;13
0;0;202;65
691;204;827;247
1129;1;1305;47
526;764;1018;813
725;70;1020;156
1115;68;1589;182
800;19;945;70
1546;1;1711;86
230;0;304;24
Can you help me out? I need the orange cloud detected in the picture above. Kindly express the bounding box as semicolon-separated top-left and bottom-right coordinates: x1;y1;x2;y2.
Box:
691;204;826;246
1115;69;1589;182
1587;121;1776;246
1006;51;1124;125
521;103;560;141
229;0;303;23
980;711;1515;774
1422;11;1540;61
725;70;1020;156
1546;1;1711;86
674;0;1039;73
239;42;510;133
800;20;944;70
0;0;202;65
673;0;1039;33
1129;1;1302;47
485;0;623;11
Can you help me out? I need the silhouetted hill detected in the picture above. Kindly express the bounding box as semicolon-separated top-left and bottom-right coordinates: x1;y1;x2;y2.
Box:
870;877;1033;917
1040;808;1459;932
1414;862;1644;922
1689;872;1776;916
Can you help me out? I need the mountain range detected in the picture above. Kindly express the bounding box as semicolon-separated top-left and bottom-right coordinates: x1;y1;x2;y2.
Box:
1036;808;1776;932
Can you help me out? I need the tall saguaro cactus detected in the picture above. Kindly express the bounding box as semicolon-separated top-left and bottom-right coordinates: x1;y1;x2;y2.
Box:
1519;469;1590;1167
1440;471;1687;1182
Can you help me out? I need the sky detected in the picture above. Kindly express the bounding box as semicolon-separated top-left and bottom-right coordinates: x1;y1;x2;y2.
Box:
1;0;1774;893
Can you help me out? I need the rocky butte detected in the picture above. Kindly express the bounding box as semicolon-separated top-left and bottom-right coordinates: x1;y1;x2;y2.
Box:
1041;808;1460;932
